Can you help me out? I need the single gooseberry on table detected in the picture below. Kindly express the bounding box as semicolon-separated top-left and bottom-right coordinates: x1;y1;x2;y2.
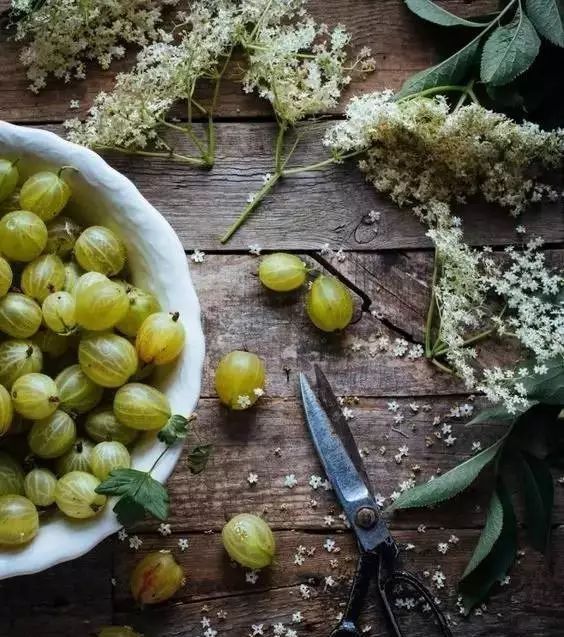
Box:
258;252;307;292
306;274;353;332
130;550;186;605
215;350;266;410
222;513;276;569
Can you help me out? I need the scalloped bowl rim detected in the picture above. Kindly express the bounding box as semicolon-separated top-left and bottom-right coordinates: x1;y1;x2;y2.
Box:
0;121;205;579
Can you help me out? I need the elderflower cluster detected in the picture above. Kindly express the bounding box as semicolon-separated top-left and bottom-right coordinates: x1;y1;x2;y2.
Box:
64;0;372;153
430;226;563;411
243;14;375;124
324;91;564;215
13;0;180;93
65;1;240;151
326;91;564;413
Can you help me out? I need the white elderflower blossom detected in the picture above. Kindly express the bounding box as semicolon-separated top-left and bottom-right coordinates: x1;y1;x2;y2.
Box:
325;92;564;216
14;0;180;92
243;13;374;125
66;1;241;155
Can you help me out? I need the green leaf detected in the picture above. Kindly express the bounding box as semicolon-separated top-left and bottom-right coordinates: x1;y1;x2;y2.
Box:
389;434;507;510
467;404;522;426
525;0;564;47
404;0;488;28
158;414;191;446
519;453;554;553
112;496;148;528
398;36;481;97
481;10;541;85
96;467;170;526
459;482;517;612
187;444;213;474
461;491;504;578
522;358;564;404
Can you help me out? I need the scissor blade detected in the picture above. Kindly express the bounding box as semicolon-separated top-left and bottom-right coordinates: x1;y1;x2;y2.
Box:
313;365;373;495
300;373;390;552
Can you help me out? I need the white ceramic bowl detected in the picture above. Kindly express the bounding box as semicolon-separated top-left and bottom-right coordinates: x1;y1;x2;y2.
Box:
0;121;205;579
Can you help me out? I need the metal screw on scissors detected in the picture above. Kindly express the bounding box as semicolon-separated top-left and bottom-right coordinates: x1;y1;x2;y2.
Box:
299;366;453;637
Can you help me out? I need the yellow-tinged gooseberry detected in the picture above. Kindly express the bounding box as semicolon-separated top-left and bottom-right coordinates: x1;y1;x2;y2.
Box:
222;513;276;569
135;311;185;365
214;351;265;410
130;550;186;605
19;170;71;221
258;252;307;292
306;274;353;332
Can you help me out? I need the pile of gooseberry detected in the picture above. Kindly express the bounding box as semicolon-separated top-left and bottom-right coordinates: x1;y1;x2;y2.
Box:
0;158;186;547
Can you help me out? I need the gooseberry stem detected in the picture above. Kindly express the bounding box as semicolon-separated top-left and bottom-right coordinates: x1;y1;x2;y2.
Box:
57;165;77;178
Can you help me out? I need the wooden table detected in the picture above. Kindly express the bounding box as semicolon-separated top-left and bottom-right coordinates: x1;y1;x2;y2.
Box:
1;2;563;636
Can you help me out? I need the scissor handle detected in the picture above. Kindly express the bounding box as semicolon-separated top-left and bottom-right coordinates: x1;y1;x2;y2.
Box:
378;556;453;637
329;548;453;637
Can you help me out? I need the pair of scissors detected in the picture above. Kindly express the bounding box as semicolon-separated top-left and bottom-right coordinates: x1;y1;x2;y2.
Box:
299;366;453;637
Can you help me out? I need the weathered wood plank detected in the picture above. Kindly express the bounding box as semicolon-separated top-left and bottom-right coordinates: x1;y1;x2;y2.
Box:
136;396;564;532
28;123;562;251
192;254;469;398
0;542;113;637
0;1;495;123
111;528;564;637
192;253;564;398
327;250;564;342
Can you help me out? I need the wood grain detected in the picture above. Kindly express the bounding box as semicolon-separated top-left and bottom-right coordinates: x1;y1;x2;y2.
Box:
0;1;495;123
136;396;564;532
33;123;563;251
110;528;564;637
0;2;562;636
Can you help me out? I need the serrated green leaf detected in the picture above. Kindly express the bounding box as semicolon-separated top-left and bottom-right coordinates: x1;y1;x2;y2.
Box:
158;414;191;446
398;36;481;97
112;496;147;528
519;453;554;553
481;10;541;85
389;434;507;510
459;482;517;612
405;0;488;28
525;0;564;46
95;468;146;495
462;491;504;578
96;467;170;526
187;444;213;474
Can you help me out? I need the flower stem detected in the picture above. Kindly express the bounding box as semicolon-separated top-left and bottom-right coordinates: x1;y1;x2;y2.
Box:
282;149;364;175
95;145;208;166
219;128;365;242
220;172;281;243
424;250;440;357
430;357;455;375
432;327;496;358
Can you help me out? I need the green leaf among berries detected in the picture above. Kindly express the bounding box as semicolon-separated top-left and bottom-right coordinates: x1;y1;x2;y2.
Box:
96;468;170;526
158;414;192;446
